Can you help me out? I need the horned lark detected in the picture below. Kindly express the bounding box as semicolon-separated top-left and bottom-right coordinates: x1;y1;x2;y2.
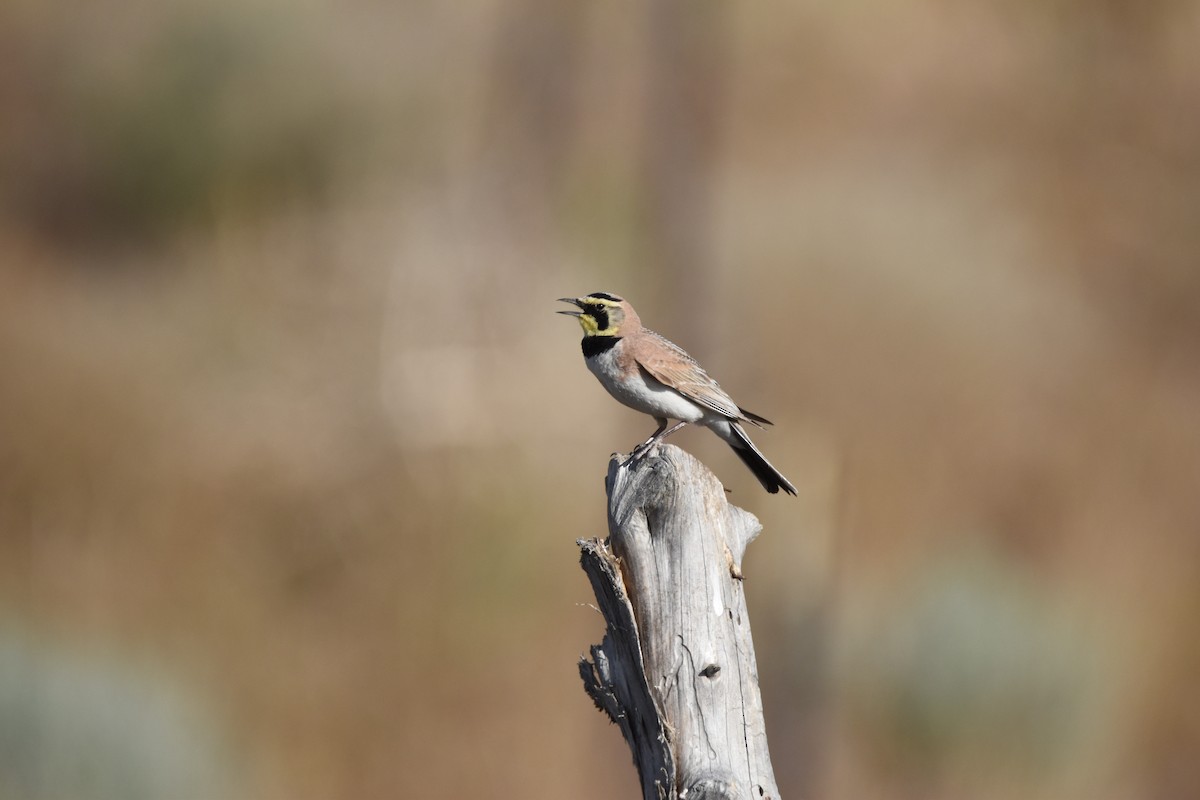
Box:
558;292;797;495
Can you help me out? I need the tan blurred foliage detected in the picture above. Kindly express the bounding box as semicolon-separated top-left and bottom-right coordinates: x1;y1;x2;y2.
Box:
1;1;1199;799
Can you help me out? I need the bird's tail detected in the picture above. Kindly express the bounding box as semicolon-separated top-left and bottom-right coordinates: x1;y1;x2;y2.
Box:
714;420;797;496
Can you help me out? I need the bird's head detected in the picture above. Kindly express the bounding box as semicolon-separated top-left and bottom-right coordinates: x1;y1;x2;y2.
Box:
556;292;637;337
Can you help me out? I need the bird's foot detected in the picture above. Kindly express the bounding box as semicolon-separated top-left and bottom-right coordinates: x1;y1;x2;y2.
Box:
622;440;660;467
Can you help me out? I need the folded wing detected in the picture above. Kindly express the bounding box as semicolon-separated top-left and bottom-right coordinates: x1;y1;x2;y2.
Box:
634;330;770;426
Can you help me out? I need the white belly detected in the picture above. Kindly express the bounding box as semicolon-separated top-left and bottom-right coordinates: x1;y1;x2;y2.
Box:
586;348;705;423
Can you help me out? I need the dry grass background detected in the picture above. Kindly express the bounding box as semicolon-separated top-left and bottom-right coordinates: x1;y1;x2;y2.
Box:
2;1;1199;799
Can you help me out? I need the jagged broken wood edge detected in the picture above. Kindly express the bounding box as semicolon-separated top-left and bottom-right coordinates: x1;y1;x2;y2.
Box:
578;536;675;799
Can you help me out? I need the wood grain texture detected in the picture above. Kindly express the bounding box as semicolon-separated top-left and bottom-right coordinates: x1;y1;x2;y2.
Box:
579;444;780;800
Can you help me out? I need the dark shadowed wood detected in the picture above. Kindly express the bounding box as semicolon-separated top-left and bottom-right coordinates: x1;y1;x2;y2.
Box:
579;444;780;799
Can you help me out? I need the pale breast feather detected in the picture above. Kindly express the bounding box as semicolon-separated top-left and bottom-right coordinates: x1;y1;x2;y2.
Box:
586;337;705;422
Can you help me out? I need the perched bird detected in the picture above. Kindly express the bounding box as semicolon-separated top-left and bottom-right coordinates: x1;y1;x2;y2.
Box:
558;292;797;495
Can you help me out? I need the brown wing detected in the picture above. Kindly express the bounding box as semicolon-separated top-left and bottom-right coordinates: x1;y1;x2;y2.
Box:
633;330;746;420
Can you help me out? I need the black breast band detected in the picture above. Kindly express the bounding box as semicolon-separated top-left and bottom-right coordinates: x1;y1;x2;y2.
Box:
582;336;620;358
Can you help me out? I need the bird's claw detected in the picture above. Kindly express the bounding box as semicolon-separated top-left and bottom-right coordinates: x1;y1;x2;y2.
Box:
622;440;658;467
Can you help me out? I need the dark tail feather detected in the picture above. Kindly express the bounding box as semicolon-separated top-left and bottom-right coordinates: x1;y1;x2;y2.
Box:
727;422;797;496
737;407;774;428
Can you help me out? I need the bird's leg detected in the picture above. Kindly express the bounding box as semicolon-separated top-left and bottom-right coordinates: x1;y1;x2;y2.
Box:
656;420;689;443
625;418;668;464
627;419;690;464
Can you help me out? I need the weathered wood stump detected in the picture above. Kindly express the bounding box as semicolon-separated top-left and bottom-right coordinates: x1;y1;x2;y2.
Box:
578;444;780;800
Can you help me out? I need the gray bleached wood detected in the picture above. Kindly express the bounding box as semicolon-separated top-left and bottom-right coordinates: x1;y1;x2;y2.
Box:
578;444;781;800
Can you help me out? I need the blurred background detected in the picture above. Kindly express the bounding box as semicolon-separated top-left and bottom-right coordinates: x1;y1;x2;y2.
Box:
2;1;1199;798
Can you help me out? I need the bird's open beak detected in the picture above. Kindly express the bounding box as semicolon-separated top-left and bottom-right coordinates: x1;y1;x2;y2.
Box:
556;297;583;317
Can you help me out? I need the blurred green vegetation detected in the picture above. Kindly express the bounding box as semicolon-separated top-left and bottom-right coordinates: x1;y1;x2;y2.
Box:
842;549;1105;785
0;628;234;800
1;1;1199;800
1;5;356;244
